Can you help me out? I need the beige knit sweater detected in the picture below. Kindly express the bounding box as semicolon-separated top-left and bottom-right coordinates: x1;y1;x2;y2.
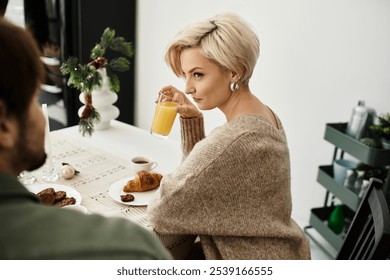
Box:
147;114;311;259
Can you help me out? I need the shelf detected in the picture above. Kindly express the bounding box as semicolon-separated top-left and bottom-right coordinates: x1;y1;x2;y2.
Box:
309;207;343;250
324;123;390;167
306;123;390;258
317;165;361;211
309;206;354;252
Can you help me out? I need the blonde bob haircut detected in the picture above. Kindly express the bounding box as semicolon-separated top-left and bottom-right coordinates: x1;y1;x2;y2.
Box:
165;13;260;86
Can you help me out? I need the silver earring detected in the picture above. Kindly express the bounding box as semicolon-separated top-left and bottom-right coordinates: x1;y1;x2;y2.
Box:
230;81;239;92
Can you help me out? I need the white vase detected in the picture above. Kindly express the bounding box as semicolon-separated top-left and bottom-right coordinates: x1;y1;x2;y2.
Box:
78;68;120;130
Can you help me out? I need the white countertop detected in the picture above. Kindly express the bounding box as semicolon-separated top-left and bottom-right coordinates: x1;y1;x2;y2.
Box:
57;120;182;175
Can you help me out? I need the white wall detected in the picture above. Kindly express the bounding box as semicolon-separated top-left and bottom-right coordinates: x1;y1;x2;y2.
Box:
136;0;390;226
4;0;24;27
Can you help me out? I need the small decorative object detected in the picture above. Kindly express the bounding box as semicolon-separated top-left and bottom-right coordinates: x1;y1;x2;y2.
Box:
60;163;79;180
369;113;390;149
61;28;134;136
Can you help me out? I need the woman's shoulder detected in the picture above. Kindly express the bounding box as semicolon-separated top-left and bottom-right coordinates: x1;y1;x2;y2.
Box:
210;114;285;143
199;114;285;153
231;114;284;132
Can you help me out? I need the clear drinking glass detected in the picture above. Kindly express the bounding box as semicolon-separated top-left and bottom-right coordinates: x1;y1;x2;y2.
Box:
18;171;36;185
41;103;59;181
150;91;178;139
41;158;59;182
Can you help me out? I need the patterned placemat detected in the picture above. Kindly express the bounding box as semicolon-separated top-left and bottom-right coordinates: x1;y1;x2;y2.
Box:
33;131;151;228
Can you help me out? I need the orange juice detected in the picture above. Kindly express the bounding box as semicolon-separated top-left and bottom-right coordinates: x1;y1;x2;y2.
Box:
151;101;177;137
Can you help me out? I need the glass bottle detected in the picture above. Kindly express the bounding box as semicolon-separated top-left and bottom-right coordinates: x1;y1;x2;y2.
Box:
346;100;369;139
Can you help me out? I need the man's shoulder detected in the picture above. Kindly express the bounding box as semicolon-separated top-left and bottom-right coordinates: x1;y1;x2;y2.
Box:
1;204;171;260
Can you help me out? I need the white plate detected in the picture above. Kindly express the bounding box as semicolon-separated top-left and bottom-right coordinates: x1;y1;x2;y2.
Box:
26;183;82;205
108;177;159;206
62;205;88;214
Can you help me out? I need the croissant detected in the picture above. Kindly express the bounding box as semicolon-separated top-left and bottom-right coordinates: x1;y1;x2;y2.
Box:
123;170;163;192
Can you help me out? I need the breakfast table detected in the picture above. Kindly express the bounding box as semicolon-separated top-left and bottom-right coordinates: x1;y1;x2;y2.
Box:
29;120;182;228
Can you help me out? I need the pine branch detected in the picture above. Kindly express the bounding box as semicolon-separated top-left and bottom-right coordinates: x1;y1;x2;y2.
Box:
79;110;101;137
61;27;133;136
91;44;105;59
108;57;130;72
110;37;134;57
60;57;102;93
100;28;116;50
106;71;120;93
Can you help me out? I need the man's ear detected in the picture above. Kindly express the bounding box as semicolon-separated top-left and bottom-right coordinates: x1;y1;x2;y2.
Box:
0;100;17;149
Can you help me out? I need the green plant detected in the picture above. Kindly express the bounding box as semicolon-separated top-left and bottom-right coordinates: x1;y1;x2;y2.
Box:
61;28;133;136
369;113;390;141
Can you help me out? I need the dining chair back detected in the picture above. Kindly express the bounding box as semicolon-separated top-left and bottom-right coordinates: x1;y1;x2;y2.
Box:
336;178;390;260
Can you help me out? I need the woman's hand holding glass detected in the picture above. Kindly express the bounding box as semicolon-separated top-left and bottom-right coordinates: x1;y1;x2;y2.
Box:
160;85;201;119
150;85;201;139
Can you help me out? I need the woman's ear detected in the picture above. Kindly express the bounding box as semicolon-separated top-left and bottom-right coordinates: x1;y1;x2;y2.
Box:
230;71;239;80
230;69;243;82
0;101;17;149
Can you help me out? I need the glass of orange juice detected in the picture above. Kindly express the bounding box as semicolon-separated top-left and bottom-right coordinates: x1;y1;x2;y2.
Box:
150;91;178;139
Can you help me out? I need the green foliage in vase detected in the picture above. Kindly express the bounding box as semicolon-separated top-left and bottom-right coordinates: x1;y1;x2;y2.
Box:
369;113;390;141
60;27;133;136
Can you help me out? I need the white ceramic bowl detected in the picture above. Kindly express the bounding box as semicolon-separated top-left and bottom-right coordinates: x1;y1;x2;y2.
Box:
333;159;358;185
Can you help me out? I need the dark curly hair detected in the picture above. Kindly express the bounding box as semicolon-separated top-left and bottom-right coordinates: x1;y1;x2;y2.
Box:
0;18;45;120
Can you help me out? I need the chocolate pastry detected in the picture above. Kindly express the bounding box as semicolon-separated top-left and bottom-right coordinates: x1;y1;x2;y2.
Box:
38;193;56;206
54;191;66;202
55;197;76;207
37;187;55;197
120;194;135;202
34;187;78;208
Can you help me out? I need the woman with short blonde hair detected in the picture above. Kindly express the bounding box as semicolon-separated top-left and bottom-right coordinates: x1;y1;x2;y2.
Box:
165;13;260;87
147;13;310;260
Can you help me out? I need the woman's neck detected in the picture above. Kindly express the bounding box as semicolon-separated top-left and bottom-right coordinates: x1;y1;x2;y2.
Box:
219;86;260;122
219;87;279;128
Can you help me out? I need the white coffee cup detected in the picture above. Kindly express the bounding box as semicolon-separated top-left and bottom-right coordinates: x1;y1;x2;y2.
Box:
131;156;158;172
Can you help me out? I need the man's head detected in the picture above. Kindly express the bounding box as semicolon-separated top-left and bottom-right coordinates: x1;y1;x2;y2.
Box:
0;18;47;176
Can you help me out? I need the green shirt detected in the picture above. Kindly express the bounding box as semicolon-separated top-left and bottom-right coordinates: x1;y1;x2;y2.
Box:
0;172;171;260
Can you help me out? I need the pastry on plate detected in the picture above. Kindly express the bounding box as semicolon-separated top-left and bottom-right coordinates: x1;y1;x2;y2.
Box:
123;170;162;192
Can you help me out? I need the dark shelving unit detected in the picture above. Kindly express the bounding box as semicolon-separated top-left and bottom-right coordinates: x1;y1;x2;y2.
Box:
305;123;390;259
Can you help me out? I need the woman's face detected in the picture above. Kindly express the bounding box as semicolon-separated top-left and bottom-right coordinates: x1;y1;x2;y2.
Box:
180;48;233;111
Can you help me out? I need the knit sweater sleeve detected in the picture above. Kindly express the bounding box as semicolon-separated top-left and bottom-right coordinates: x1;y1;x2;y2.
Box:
180;115;205;159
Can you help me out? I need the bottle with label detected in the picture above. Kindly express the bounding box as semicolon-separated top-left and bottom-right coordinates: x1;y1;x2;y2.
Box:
346;101;369;139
